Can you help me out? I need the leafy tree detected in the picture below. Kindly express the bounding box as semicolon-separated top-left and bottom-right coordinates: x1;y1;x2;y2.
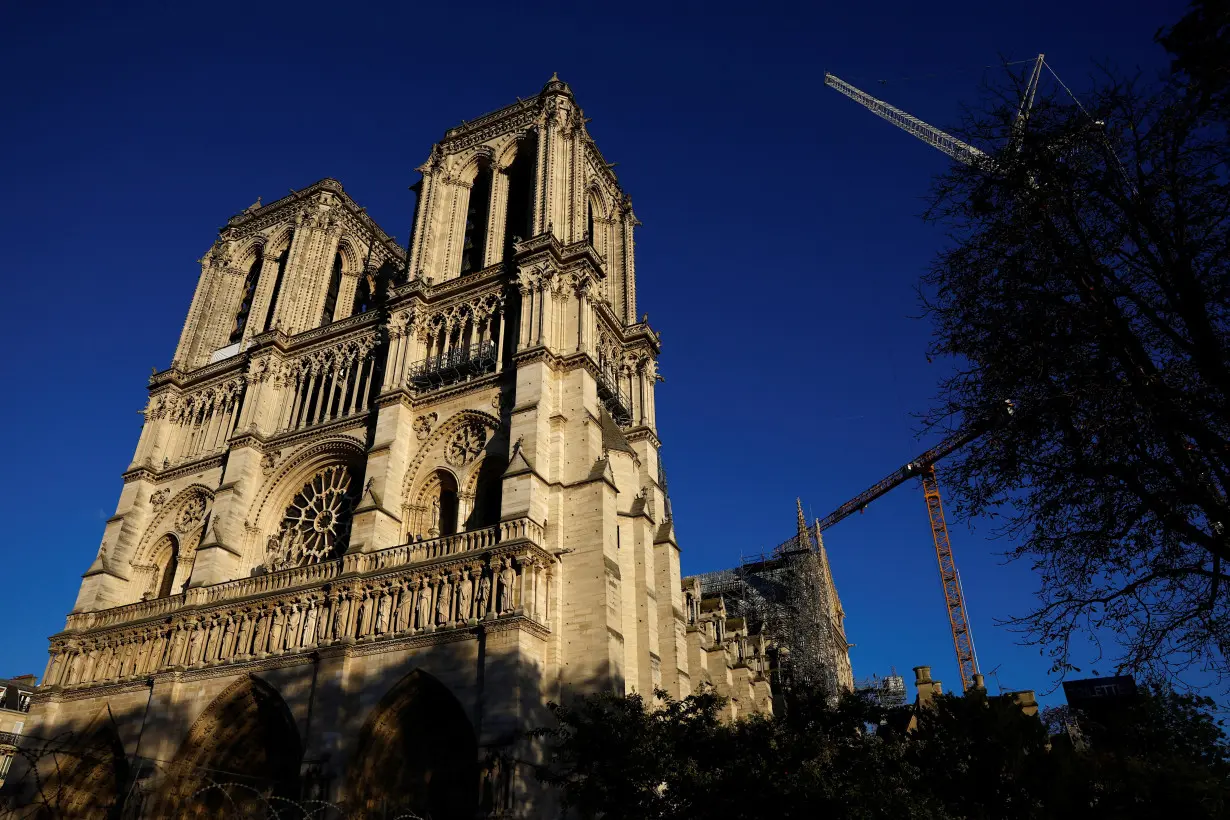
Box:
535;686;1230;819
920;1;1230;688
534;687;949;820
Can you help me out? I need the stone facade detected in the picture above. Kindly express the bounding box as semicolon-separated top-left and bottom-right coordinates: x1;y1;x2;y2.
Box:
684;503;854;715
2;76;731;818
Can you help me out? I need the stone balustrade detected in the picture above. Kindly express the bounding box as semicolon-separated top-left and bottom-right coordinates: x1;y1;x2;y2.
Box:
45;521;554;691
63;518;544;633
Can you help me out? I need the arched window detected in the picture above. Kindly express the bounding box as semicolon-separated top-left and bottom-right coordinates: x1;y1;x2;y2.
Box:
587;200;595;247
229;253;262;343
146;534;180;599
352;272;373;316
503;133;537;261
419;469;459;539
460;163;493;275
263;237;291;332
322;252;343;325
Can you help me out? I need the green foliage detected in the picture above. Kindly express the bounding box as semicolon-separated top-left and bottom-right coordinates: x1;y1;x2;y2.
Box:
535;686;1230;819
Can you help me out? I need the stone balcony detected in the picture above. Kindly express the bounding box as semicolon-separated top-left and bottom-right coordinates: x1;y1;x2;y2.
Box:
46;518;551;691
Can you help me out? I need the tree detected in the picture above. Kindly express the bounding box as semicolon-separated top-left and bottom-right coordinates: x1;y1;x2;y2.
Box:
533;688;949;820
920;2;1230;688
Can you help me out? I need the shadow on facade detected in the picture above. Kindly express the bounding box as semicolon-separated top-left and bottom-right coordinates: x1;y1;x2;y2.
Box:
0;638;576;819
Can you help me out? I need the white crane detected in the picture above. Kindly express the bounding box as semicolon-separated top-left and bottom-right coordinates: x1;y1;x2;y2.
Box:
823;55;1045;165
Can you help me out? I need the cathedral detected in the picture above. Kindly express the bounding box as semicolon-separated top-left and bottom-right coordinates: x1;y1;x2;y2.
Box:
4;76;850;818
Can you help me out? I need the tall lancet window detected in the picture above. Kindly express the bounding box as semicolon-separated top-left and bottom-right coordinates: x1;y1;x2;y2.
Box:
229;253;262;343
503;132;537;261
263;236;291;332
352;274;372;316
460;162;493;275
587;201;595;247
322;252;343;326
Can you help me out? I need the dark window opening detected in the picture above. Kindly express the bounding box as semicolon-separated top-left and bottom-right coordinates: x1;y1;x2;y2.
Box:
587;200;595;247
263;240;291;332
352;274;373;316
503;132;537;261
229;254;262;343
322;252;342;325
460;163;493;275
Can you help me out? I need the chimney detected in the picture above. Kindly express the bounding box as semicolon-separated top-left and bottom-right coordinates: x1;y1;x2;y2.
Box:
972;673;986;690
913;665;943;707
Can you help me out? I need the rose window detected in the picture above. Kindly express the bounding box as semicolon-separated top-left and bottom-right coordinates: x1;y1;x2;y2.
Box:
269;466;354;569
446;424;487;467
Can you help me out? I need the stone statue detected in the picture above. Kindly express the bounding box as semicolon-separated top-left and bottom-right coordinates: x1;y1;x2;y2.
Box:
303;604;318;646
287;606;303;650
336;596;352;639
222;618;237;658
149;632;166;671
237;615;252;656
477;573;492;620
355;594;370;638
188;627;204;666
268;608;285;653
437;577;453;625
429;496;441;537
457;571;474;621
376;592;391;634
317;600;332;642
396;584;414;632
498;559;516;614
204;622;220;662
416;581;432;629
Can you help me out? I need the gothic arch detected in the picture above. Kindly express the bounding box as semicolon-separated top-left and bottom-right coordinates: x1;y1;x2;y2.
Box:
153;674;302;817
25;709;128;819
234;236;266;271
344;669;478;819
132;485;213;563
494;130;532;170
245;436;366;568
266;225;295;256
400;410;501;505
335;236;363;274
452;143;497;184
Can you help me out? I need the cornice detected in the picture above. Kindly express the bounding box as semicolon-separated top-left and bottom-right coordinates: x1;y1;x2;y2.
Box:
220;178;405;264
122;453;225;485
264;414;369;452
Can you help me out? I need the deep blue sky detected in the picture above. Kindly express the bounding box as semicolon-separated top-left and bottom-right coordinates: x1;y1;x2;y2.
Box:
0;1;1184;702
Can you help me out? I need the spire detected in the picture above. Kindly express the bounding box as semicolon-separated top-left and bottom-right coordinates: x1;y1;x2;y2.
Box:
541;72;572;98
796;498;810;552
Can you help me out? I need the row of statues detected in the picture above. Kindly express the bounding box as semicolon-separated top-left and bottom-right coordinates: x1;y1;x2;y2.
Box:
46;554;547;689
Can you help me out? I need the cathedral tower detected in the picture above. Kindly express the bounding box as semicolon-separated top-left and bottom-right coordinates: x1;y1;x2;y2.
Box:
13;76;692;817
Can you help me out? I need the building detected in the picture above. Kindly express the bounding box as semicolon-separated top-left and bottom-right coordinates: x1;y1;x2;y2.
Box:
3;76;705;819
684;501;854;713
0;676;35;787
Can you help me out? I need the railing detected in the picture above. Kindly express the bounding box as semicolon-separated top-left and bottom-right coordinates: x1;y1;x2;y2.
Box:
595;365;632;426
0;731;21;749
61;518;545;634
44;519;554;691
408;339;497;391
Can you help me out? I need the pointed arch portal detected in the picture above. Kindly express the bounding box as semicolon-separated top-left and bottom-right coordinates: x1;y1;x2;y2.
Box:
345;669;478;819
155;675;302;817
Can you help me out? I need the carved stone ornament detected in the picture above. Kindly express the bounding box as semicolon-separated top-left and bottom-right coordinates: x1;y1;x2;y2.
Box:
413;413;437;441
261;450;280;476
446;423;487;467
149;489;170;508
175;493;207;532
267;466;354;570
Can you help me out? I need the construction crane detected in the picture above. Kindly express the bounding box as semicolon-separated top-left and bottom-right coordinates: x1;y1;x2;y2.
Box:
815;60;1043;691
813;403;1012;692
823;55;1045;167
